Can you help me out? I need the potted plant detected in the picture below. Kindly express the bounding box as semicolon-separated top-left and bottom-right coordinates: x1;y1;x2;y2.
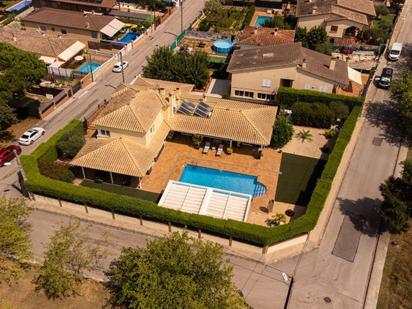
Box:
226;147;233;155
271;213;286;226
192;135;202;149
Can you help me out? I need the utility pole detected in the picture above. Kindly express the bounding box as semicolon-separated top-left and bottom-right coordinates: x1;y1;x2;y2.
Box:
153;0;156;31
88;53;94;82
180;0;183;34
12;149;27;197
119;51;125;84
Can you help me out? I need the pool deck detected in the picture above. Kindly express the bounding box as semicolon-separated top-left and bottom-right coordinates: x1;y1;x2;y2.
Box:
140;135;282;226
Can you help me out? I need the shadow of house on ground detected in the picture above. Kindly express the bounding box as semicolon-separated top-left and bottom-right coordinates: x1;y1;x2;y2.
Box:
364;99;407;146
336;197;383;237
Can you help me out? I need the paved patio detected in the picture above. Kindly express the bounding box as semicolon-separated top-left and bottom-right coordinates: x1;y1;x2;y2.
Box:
140;134;282;226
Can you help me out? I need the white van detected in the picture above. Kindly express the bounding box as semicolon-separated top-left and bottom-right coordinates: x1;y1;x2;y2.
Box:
388;42;402;61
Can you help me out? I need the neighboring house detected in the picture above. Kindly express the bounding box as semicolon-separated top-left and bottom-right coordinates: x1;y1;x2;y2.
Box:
32;0;116;14
21;8;125;42
71;77;277;187
296;0;376;38
237;27;296;48
0;25;79;63
227;42;350;101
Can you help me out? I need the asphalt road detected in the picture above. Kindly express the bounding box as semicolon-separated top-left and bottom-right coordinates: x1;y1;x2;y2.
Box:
285;1;412;308
0;0;205;192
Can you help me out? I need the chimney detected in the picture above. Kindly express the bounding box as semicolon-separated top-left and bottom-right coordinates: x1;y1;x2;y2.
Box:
158;87;165;96
12;35;17;42
253;28;258;35
302;58;307;68
272;28;279;36
312;8;317;14
329;59;336;70
85;22;90;29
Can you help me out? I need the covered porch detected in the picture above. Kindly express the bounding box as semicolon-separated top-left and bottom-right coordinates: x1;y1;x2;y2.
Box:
75;166;141;188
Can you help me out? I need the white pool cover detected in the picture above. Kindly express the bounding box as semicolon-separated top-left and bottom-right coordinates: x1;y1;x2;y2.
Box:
158;180;252;222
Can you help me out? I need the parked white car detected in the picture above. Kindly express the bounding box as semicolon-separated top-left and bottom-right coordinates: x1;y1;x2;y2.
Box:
112;61;129;73
19;127;45;145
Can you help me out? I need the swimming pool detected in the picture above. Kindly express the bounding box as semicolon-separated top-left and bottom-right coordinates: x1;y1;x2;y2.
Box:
78;62;101;74
118;32;140;44
255;16;272;27
179;165;266;196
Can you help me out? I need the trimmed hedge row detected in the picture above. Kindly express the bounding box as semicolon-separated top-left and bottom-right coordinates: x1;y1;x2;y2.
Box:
278;87;364;109
21;106;361;246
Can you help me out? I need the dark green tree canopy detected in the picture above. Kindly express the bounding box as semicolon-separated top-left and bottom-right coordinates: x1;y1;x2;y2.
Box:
143;47;209;89
379;162;412;233
390;72;412;137
272;114;294;148
106;232;246;308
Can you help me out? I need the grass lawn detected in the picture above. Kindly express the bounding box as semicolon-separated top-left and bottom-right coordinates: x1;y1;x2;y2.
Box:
275;153;326;206
372;14;395;28
377;219;412;309
80;180;160;202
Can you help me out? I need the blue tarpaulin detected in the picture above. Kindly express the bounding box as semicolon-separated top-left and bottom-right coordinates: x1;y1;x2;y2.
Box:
6;0;32;12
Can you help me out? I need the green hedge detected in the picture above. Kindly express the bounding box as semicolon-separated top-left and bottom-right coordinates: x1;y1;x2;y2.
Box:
242;6;255;29
278;87;364;109
21;109;361;246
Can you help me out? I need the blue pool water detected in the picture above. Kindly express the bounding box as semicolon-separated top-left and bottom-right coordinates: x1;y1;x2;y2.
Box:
180;165;266;196
119;32;140;44
212;39;233;53
255;16;272;27
79;62;101;74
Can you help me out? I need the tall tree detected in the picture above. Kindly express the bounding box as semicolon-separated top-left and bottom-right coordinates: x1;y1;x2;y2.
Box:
0;196;31;283
390;72;412;137
36;220;106;298
272;114;294;148
143;47;209;89
379;162;412;233
106;232;247;308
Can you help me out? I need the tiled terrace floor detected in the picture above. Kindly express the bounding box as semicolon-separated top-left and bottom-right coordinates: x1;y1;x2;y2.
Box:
141;135;282;226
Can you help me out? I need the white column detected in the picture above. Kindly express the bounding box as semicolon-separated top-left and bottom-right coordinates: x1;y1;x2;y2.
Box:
109;172;114;184
229;140;233;147
81;167;85;179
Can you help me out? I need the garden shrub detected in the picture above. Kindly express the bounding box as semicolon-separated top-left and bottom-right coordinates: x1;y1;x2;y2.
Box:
21;105;361;246
291;102;335;128
329;101;349;120
272;114;294;148
38;160;75;183
242;5;255;29
277;87;364;109
56;131;85;159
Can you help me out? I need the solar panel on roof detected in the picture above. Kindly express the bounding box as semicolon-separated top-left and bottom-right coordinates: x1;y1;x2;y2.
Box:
194;102;212;118
177;101;196;115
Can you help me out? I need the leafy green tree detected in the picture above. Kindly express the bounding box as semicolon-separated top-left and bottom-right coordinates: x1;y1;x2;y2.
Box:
361;28;390;45
143;47;209;88
0;101;17;132
0;196;31;283
106;232;246;309
261;16;291;29
36;220;105;298
56;131;85;159
390;72;412;136
305;26;327;50
272;114;293;148
204;0;223;15
375;5;390;16
329;101;349;120
295;27;307;45
379;162;412;233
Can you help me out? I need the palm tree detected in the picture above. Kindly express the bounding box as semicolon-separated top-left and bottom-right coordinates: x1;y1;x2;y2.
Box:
296;129;313;143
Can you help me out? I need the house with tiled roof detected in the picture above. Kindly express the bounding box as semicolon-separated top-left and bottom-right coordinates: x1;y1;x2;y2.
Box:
227;42;352;101
238;27;296;48
71;77;277;186
21;7;125;41
296;0;376;38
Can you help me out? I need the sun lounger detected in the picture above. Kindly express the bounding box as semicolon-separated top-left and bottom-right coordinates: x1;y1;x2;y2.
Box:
203;142;211;154
216;144;223;156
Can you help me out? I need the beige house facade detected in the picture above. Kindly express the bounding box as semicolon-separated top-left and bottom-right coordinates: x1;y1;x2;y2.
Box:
227;42;350;101
296;0;376;38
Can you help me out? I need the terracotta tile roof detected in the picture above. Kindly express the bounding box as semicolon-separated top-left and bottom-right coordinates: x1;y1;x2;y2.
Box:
227;42;349;86
94;86;166;133
22;8;115;32
0;26;78;57
71;122;170;177
329;6;369;25
47;0;116;9
336;0;376;16
238;27;296;47
133;77;195;93
296;0;375;18
170;94;277;145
